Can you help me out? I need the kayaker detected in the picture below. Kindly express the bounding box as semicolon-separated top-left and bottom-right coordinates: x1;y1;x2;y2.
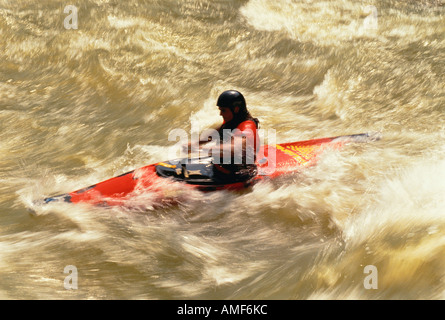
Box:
187;90;260;182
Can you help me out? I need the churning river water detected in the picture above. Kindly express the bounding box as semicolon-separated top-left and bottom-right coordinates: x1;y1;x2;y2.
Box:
1;0;444;300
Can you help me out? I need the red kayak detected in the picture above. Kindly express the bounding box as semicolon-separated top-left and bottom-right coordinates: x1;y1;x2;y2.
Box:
42;133;379;207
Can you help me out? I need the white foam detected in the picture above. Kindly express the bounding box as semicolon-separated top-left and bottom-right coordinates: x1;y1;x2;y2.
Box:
240;0;379;45
342;158;445;247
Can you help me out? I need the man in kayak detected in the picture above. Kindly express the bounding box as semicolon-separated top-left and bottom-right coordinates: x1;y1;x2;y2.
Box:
187;90;260;182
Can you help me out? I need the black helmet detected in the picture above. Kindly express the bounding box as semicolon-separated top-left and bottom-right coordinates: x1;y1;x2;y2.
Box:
216;90;246;110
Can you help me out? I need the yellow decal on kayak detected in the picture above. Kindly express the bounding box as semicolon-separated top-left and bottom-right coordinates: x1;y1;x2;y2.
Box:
287;145;319;160
275;145;320;165
275;145;299;158
157;162;176;169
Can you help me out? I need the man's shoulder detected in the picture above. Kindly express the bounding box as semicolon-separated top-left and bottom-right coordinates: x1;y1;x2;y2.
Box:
236;120;257;131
